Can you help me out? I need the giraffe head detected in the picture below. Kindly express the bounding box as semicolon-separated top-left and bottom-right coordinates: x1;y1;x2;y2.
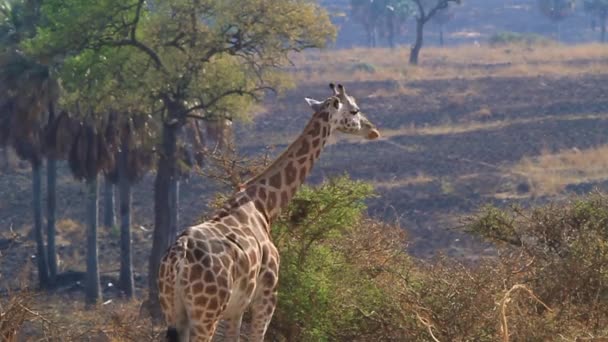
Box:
305;83;380;140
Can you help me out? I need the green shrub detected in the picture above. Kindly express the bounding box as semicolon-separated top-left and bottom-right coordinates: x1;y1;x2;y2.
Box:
488;31;554;46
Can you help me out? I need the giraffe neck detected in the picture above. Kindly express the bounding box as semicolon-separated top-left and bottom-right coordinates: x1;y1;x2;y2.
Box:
243;110;332;221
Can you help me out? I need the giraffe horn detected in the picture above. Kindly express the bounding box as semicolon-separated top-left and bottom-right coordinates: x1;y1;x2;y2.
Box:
337;83;346;96
329;83;339;96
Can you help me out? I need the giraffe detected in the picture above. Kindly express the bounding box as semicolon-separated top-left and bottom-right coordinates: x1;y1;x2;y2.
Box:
158;83;380;342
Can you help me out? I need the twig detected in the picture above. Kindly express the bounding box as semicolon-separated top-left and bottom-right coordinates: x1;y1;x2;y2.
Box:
415;311;441;342
499;284;552;342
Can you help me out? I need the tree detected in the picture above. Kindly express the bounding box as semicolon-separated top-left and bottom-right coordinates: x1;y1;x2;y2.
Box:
66;117;116;305
105;114;155;298
409;0;461;65
431;6;454;46
28;0;335;315
0;0;60;289
538;0;576;42
350;0;415;48
584;0;608;42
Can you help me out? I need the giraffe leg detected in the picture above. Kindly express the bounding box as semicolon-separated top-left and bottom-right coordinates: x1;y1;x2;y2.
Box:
187;310;220;342
222;314;243;341
248;290;277;342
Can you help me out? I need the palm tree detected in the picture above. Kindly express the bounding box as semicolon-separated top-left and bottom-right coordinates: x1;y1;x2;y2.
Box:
1;0;62;289
67;116;115;305
106;114;154;298
0;54;59;289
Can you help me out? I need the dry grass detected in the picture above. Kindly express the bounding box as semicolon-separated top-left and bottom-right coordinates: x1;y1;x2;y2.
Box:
372;173;434;189
290;43;608;84
512;145;608;196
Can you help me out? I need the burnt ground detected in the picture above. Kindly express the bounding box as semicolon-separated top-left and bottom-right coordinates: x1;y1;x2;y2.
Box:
239;73;608;258
1;72;608;300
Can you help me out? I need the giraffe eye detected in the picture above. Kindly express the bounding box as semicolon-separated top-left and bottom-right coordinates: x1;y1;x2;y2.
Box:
350;110;359;115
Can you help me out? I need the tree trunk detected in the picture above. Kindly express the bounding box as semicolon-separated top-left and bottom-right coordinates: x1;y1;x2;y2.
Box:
46;154;57;285
85;175;101;306
439;25;444;46
103;177;116;228
169;179;179;240
410;19;424;65
117;146;134;298
147;122;178;320
46;103;57;286
387;12;395;49
33;161;49;289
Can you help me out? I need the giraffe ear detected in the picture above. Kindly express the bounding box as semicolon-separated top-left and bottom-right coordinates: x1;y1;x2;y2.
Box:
305;98;324;112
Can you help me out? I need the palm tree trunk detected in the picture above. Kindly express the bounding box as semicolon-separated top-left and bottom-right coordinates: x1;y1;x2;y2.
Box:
33;161;49;289
169;179;179;240
85;175;101;306
103;177;116;228
46;102;57;286
46;156;57;285
117;146;134;298
148;122;178;320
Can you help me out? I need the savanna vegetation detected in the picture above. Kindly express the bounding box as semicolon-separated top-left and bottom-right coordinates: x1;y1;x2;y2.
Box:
2;0;608;341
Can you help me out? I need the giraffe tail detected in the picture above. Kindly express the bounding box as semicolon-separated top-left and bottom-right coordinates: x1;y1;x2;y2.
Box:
166;327;179;342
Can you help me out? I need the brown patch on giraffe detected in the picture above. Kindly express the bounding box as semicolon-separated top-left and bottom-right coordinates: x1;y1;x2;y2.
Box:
261;247;269;264
204;270;215;283
201;256;211;268
280;191;288;206
192;229;204;240
192;282;204;293
217;224;232;234
266;306;274;315
224;216;238;227
269;172;282;189
210;241;224;254
193;248;204;260
295;139;310;157
268;258;278;271
322;126;328;137
315;149;321;158
309;121;321;136
205;284;218;294
234;209;249;224
297;157;307;165
258;187;267;200
262;272;276;287
207;297;219;310
268;192;277;209
190;264;203;281
318;111;330;121
246;185;257;198
285;161;297;184
217;275;228;288
220;255;232;267
195;295;208;307
218;289;229;301
312;138;320;148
